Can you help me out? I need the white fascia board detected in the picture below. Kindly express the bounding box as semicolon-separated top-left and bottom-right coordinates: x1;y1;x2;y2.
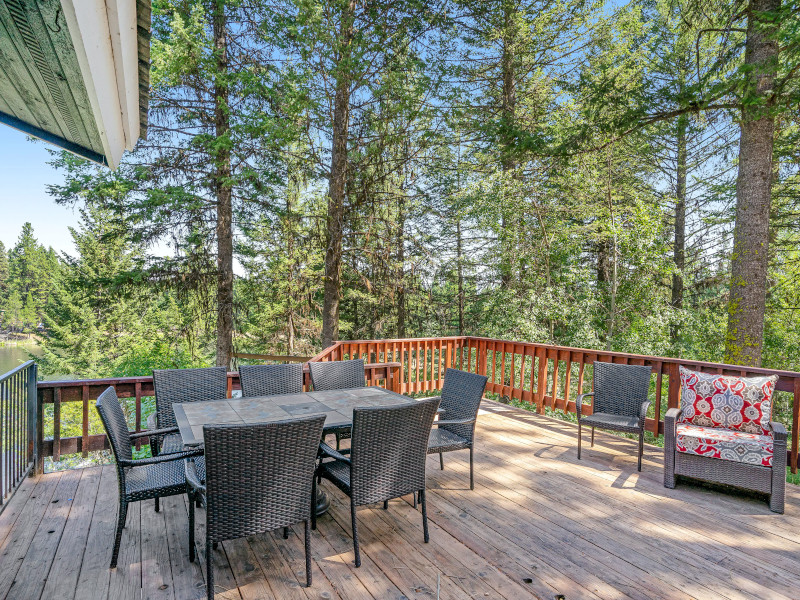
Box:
106;0;140;150
61;0;139;169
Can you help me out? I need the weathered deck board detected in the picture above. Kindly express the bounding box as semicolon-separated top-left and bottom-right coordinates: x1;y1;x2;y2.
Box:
1;401;799;600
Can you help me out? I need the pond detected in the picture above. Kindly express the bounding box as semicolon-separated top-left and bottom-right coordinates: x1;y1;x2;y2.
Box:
0;343;40;375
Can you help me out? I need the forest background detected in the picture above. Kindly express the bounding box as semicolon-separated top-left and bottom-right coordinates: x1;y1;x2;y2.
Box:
1;0;799;395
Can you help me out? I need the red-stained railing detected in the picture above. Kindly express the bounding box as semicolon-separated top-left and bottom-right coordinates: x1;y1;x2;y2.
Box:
311;336;800;473
35;361;400;474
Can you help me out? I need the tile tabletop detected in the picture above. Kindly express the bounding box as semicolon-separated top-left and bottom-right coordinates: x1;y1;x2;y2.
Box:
173;387;414;447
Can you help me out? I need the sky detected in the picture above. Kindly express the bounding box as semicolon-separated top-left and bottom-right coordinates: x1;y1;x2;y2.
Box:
0;126;81;256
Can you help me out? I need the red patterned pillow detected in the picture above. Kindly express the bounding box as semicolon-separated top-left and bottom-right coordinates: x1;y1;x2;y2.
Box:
678;366;777;436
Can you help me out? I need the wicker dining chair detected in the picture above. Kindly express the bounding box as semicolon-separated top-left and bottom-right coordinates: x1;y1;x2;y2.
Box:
315;397;440;567
185;415;325;598
308;358;365;391
96;386;202;569
576;361;652;471
427;368;488;490
150;366;228;457
308;359;365;449
239;363;304;397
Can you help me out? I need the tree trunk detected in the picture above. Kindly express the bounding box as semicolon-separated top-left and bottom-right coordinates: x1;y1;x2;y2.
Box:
725;0;779;367
213;0;234;368
499;3;516;289
396;190;406;338
605;146;617;351
671;114;687;343
456;218;464;336
322;1;355;348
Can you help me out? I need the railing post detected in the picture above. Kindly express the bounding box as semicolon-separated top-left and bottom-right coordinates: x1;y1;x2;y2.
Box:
35;386;44;475
27;363;37;476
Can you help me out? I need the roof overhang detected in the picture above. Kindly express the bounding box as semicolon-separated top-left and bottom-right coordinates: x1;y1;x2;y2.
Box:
0;0;150;169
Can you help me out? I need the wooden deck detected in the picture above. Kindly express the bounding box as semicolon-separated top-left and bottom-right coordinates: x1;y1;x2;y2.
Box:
2;400;800;600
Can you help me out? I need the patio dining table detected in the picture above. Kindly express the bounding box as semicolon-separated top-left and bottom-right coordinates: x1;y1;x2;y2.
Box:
172;386;418;514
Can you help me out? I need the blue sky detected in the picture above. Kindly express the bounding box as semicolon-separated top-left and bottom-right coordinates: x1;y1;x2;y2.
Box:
0;126;80;255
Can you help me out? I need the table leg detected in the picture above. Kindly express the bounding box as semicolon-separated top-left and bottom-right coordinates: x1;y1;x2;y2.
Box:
315;488;330;516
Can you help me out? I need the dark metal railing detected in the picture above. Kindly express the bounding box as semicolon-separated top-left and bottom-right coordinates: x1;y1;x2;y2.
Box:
0;360;37;505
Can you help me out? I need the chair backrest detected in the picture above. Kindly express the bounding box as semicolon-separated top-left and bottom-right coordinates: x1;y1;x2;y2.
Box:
439;368;488;442
350;397;440;506
203;415;325;543
95;386;132;464
153;366;228;429
239;363;303;397
592;361;652;417
308;359;365;391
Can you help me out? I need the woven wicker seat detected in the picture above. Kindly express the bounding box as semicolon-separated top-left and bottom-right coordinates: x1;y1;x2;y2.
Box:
428;428;469;453
579;412;640;430
157;433;185;455
426;368;488;490
308;359;365;449
186;416;325;599
96;386;202;569
316;397;440;568
239;363;303;397
576;362;652;471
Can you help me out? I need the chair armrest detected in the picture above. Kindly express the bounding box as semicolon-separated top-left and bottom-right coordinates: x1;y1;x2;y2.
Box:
319;442;351;464
185;457;206;496
665;407;682;422
576;393;593;419
146;412;158;430
639;401;651;419
130;426;178;440
435;418;476;427
771;422;787;442
118;447;203;468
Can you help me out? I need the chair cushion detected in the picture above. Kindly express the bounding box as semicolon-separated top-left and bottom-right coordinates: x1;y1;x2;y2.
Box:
580;412;640;431
427;428;469;453
678;367;777;435
676;423;773;467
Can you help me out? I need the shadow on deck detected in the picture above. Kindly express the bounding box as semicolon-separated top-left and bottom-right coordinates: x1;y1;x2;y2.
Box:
1;400;799;600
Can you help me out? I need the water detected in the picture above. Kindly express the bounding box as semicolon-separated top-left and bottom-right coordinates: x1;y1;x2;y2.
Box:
0;343;41;376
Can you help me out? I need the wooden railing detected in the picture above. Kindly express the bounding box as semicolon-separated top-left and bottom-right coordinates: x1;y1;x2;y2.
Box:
0;361;37;504
35;361;400;474
312;336;800;473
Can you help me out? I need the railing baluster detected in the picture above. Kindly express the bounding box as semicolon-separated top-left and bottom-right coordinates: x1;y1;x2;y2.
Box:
793;379;800;473
653;362;663;436
81;385;89;458
53;387;61;463
135;382;143;451
1;378;6;502
550;351;560;410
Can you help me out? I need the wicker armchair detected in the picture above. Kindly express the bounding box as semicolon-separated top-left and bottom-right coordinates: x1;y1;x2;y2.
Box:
239;363;303;397
663;367;786;513
308;359;365;449
427;368;487;490
96;386;202;568
665;408;786;513
186;415;325;598
576;361;652;471
315;397;440;567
